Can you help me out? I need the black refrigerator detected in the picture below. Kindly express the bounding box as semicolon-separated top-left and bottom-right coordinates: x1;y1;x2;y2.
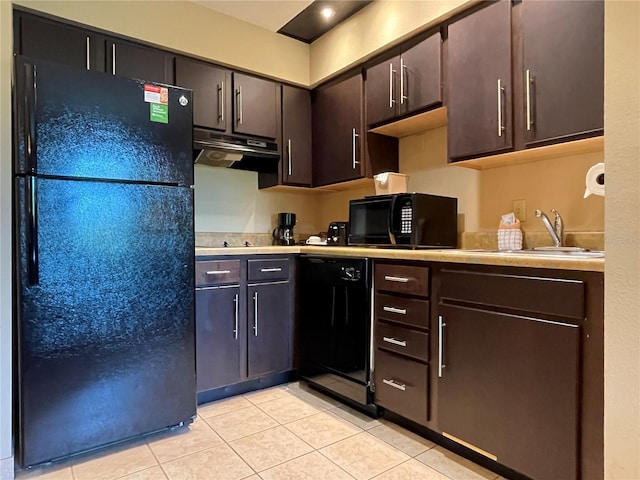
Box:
13;56;197;467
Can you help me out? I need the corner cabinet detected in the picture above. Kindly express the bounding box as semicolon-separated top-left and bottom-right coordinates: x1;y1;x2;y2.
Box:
313;72;398;187
281;86;312;186
446;0;604;162
195;256;294;402
366;31;442;128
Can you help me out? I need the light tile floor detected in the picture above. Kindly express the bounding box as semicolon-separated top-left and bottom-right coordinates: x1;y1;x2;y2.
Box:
16;382;501;480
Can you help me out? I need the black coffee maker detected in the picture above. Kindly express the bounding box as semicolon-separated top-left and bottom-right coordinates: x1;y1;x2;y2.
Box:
272;212;296;245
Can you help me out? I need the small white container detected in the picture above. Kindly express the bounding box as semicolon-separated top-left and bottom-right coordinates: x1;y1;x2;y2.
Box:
374;172;408;195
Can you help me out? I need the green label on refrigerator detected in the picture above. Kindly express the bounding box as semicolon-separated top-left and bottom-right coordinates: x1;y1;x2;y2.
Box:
150;103;168;124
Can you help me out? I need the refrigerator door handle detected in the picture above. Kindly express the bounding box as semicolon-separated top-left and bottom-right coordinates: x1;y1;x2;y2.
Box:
25;175;39;285
24;62;38;173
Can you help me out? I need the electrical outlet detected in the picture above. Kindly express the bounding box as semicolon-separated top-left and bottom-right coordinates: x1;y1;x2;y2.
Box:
512;199;526;221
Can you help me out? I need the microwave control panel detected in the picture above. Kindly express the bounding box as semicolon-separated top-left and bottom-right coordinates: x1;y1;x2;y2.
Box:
400;205;412;234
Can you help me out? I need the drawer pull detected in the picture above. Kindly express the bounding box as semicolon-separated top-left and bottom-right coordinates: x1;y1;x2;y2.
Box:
382;378;406;391
206;270;231;275
384;275;409;283
383;336;407;347
260;267;282;273
383;306;407;315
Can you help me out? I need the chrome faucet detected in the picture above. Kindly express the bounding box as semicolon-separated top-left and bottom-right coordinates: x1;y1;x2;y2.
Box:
535;209;564;247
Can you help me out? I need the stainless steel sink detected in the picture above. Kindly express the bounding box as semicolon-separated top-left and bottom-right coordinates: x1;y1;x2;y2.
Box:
466;247;604;258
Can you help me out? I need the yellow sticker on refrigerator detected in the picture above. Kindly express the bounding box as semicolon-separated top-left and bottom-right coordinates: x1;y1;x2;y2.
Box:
150;103;168;124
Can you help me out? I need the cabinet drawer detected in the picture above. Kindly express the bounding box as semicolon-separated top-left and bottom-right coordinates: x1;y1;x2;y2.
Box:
376;321;429;362
376;264;429;297
248;258;290;281
196;260;240;286
374;350;428;425
440;269;585;320
375;294;429;329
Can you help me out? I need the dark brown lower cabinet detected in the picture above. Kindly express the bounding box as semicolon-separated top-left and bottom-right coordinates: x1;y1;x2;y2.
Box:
247;281;291;378
195;286;243;392
437;304;579;480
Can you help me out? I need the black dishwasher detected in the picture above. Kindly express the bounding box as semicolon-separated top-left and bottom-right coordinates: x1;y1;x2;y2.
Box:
298;256;376;413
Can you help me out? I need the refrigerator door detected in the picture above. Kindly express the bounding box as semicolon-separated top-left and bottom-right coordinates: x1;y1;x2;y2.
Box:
15;177;196;466
14;56;193;185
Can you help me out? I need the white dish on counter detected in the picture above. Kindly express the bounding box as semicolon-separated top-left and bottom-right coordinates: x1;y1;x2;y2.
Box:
306;236;327;245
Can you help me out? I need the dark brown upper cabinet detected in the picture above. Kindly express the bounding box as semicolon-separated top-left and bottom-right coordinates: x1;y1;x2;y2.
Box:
366;31;442;128
14;12;105;72
232;73;278;140
175;57;230;132
282;86;312;186
521;0;604;148
313;72;398;187
446;0;604;162
106;39;175;84
446;0;513;161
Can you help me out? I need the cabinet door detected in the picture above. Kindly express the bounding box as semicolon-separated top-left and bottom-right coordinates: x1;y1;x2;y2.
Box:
400;33;442;116
522;0;604;147
195;286;243;391
282;86;312;186
366;54;400;126
437;304;579;480
233;73;278;139
175;57;228;131
313;74;364;186
107;40;174;84
16;13;104;72
447;0;512;161
247;282;291;378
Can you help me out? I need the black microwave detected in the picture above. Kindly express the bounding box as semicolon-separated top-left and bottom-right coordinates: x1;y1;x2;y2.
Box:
348;193;458;248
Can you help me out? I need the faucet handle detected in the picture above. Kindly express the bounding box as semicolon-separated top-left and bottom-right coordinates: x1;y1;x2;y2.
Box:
550;209;564;241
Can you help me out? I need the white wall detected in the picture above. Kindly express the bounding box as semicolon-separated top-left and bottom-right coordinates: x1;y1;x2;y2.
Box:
0;0;14;477
193;166;324;235
604;1;640;478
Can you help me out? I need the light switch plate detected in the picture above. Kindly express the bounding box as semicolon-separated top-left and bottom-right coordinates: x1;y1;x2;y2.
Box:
512;199;526;221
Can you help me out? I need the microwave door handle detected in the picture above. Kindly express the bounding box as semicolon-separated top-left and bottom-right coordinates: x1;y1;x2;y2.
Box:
388;196;398;245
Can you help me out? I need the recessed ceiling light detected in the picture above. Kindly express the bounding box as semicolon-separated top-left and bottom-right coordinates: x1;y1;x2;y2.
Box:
321;7;336;19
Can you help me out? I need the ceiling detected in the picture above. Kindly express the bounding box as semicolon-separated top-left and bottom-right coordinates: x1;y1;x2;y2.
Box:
193;0;372;43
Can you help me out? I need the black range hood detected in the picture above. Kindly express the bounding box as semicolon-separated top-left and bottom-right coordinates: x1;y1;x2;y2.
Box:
193;127;280;174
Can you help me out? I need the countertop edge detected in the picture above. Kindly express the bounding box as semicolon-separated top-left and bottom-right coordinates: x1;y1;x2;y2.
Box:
195;246;604;273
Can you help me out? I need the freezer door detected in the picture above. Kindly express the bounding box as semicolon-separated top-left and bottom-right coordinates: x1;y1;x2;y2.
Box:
15;177;196;466
14;56;193;185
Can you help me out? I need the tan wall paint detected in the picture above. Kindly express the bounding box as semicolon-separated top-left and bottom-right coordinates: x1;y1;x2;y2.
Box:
477;152;605;232
604;1;640;478
309;0;472;85
13;0;310;85
0;0;13;470
400;127;481;232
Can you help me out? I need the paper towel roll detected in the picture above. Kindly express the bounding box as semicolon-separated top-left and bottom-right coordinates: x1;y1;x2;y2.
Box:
584;162;605;198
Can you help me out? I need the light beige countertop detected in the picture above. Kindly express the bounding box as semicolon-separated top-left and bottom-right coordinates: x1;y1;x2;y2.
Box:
195;245;604;273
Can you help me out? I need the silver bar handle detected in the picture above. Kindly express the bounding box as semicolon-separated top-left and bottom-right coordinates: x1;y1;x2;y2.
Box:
352;128;359;169
253;291;258;336
86;37;90;70
236;86;243;125
389;62;396;108
526;69;534;131
383;336;407;347
438;315;446;378
206;270;231;275
260;267;282;273
287;139;292;176
218;81;225;123
384;275;409;283
497;79;505;137
383;306;407;315
233;294;239;340
400;57;407;104
382;379;406;391
112;44;116;75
